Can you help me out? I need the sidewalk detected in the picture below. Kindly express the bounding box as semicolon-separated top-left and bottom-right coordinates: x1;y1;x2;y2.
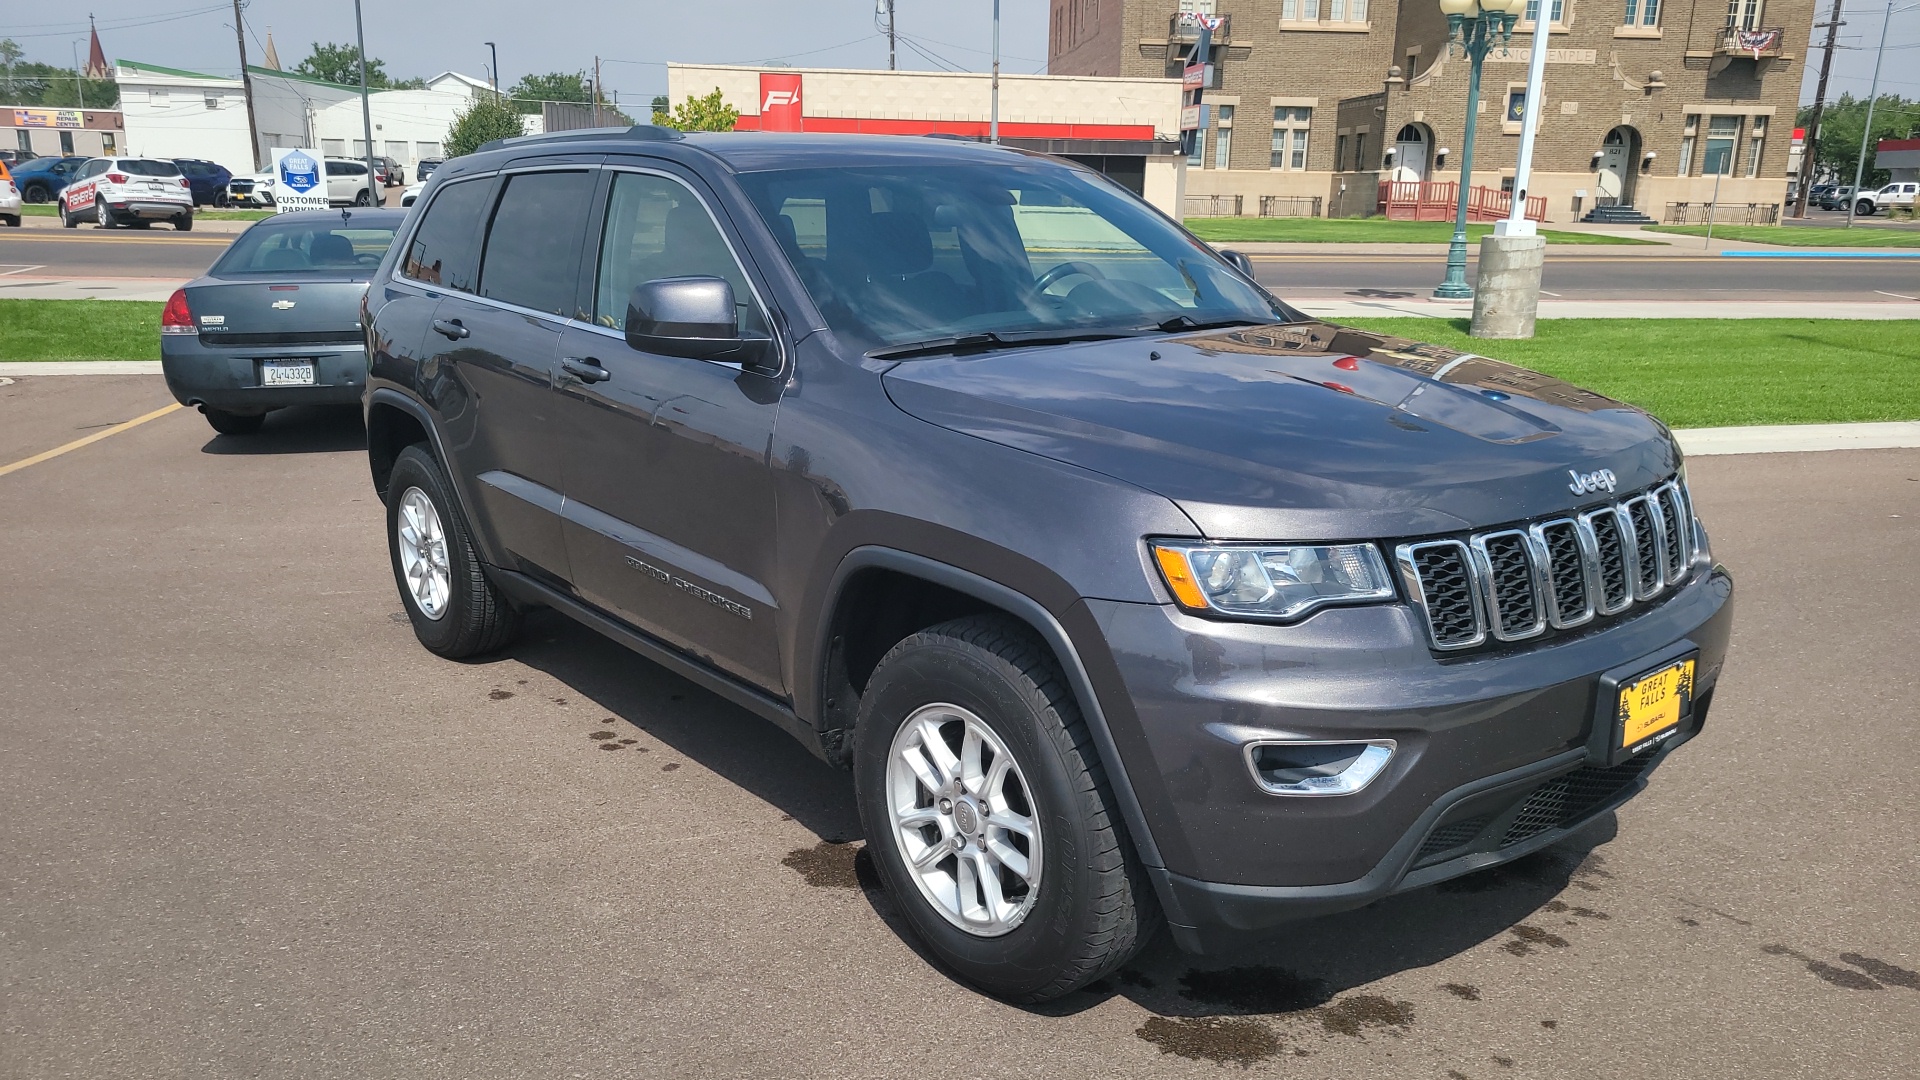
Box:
1290;297;1920;320
13;214;256;234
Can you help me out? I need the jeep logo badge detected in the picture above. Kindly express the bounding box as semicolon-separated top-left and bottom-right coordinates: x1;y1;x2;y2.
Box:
1568;468;1618;495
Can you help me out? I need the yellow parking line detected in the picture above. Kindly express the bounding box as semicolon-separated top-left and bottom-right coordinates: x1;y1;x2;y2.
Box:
0;402;184;478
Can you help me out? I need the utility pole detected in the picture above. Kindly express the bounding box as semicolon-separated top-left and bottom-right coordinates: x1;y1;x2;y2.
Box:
354;0;378;206
594;55;605;126
232;0;262;169
989;0;1000;144
71;40;85;109
1793;0;1845;218
885;0;898;70
485;42;499;96
1844;0;1895;228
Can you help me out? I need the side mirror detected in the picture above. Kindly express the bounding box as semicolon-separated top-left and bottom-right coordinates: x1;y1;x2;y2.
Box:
1219;249;1257;280
624;276;776;370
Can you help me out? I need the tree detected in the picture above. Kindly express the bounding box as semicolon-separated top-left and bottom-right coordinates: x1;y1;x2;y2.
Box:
3;56;118;108
1;39;22;99
444;95;528;157
1798;94;1920;189
507;71;589;114
295;42;395;88
652;88;739;132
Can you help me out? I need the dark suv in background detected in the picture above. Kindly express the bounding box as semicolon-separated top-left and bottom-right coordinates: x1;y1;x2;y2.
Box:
361;128;1734;1003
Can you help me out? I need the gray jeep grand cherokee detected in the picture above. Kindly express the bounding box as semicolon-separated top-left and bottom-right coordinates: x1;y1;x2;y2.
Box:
361;127;1733;1003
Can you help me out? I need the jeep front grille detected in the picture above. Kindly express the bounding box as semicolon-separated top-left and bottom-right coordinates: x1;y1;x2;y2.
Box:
1396;479;1695;651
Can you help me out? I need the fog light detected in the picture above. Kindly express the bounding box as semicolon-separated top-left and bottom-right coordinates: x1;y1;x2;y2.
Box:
1245;740;1395;797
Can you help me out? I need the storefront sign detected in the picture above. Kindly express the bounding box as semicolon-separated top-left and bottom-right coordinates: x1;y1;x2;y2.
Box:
1182;64;1206;91
13;108;84;129
759;72;804;133
1487;48;1596;64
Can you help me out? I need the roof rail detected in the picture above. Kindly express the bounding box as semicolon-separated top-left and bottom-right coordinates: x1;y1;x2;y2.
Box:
476;125;686;155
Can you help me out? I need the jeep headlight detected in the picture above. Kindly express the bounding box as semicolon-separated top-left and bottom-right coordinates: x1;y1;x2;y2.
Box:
1151;541;1396;621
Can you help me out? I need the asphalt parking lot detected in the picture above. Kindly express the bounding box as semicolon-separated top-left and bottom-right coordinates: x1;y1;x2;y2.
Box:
2;375;1916;1079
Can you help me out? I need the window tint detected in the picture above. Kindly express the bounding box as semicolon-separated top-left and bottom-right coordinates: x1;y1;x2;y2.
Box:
214;224;397;274
592;171;768;335
478;170;596;316
81;160;107;178
404;178;494;293
331;161;367;177
120;159;181;177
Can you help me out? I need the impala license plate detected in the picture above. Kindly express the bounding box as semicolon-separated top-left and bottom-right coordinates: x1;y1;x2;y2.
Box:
260;360;316;386
1617;658;1695;756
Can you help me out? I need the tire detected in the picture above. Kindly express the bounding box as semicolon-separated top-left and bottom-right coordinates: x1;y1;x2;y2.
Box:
353;189;371;207
202;408;265;435
853;614;1159;1003
174;214;193;232
96;199;115;229
1856;200;1875;217
23;182;50;204
1;215;18;228
60;202;76;228
386;444;521;658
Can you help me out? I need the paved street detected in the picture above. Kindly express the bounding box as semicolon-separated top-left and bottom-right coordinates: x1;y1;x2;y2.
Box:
1;374;1916;1079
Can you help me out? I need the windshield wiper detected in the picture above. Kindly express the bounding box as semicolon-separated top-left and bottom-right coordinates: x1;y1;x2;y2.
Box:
1149;315;1275;333
867;328;1144;361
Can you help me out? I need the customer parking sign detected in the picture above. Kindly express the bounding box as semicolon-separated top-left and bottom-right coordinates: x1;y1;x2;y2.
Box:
271;148;329;213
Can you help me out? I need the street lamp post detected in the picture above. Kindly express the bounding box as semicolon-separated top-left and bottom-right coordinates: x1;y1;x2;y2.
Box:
1432;0;1525;300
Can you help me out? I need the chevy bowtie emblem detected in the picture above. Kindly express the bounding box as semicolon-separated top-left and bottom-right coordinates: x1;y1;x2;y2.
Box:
272;300;296;310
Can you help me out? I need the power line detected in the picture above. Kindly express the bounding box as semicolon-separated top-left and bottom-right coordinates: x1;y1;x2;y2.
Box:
9;4;229;40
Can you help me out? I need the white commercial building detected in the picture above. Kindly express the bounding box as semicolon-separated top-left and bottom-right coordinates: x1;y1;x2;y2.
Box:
666;63;1187;216
113;61;530;175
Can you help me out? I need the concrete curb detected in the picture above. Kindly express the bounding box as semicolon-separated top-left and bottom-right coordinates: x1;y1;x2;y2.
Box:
1674;422;1920;456
0;361;163;375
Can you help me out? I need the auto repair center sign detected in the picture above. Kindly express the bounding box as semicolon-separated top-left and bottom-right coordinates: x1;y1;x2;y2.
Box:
271;148;329;213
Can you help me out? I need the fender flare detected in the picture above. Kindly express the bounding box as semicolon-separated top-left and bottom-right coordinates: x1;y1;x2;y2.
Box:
818;546;1166;870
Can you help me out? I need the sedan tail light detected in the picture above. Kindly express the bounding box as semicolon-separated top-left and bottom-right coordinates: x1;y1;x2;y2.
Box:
106;172;129;184
161;289;196;335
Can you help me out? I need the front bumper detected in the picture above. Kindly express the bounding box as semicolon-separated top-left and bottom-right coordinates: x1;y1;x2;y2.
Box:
161;337;367;411
1080;562;1734;952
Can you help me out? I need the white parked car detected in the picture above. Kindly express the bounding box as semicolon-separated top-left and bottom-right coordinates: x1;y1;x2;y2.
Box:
1854;181;1918;217
59;157;195;230
400;181;425;207
0;168;21;227
322;159;377;207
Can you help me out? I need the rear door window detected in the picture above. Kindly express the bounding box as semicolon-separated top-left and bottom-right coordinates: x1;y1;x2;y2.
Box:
403;177;495;293
477;169;597;317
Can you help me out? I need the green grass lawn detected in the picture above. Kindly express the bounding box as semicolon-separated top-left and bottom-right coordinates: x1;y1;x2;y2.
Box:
1187;217;1657;245
1340;318;1920;428
1644;224;1920;248
0;300;163;361
18;203;272;221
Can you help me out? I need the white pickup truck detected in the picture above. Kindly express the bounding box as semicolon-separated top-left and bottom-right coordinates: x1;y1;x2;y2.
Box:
1854;181;1917;216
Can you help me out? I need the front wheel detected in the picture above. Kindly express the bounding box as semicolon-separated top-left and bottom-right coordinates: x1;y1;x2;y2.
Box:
386;444;521;658
854;615;1159;1003
60;202;76;228
1856;200;1876;217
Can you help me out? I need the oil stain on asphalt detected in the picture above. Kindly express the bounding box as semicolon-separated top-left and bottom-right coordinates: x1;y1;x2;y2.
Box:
1762;945;1919;991
782;841;878;890
1136;1016;1286;1067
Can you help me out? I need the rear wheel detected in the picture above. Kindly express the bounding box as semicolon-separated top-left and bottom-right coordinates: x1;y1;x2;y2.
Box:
1;215;18;228
386;444;521;658
854;615;1159;1003
173;214;193;232
202;408;265;436
95;199;116;229
1856;199;1876;217
353;189;371;207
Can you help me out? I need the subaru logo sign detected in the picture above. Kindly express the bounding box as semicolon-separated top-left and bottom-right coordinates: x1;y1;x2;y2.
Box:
279;151;319;194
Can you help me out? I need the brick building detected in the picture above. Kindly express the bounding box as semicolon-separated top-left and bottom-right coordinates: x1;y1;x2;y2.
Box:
1050;0;1810;222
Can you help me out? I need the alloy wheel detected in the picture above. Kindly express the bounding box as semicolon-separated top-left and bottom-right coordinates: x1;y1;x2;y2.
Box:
885;702;1042;937
395;486;451;620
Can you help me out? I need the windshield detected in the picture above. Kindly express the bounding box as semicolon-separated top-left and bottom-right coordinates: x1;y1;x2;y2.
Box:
120;159;182;177
212;222;397;275
734;162;1292;353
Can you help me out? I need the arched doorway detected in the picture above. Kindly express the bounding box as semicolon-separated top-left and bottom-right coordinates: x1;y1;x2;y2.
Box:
1391;123;1431;183
1596;127;1639;208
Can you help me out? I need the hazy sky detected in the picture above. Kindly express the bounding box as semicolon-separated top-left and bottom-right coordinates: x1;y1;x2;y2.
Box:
6;1;1915;109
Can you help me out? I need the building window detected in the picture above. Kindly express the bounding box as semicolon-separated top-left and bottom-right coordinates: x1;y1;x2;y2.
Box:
417;140;442;159
16;129;31;154
1624;0;1660;25
204;93;219;110
1335;133;1348;171
1523;0;1565;22
1214;105;1234;169
1507;89;1527;123
59;131;75;155
1188;128;1206;168
1703;115;1740;175
102;133;116;154
1355;131;1368;172
1725;0;1763;31
1678;115;1698;176
323;138;347;157
1746;116;1766;176
1272;106;1312;169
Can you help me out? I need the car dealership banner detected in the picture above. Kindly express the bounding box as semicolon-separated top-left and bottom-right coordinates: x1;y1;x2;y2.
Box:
759;72;803;132
271;148;329;213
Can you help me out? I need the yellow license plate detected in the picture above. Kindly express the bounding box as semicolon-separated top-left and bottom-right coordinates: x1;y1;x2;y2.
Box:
1618;659;1695;749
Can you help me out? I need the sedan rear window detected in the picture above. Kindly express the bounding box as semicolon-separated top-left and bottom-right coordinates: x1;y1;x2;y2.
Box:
213;223;397;275
119;159;182;177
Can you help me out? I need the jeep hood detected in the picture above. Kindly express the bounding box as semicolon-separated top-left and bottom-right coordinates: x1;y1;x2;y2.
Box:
880;322;1681;540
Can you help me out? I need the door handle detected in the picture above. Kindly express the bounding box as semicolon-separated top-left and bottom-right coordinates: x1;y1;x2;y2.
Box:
560;356;610;383
431;318;469;340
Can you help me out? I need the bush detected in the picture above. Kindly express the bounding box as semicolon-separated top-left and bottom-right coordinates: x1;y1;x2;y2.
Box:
445;96;529;157
651;89;740;133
